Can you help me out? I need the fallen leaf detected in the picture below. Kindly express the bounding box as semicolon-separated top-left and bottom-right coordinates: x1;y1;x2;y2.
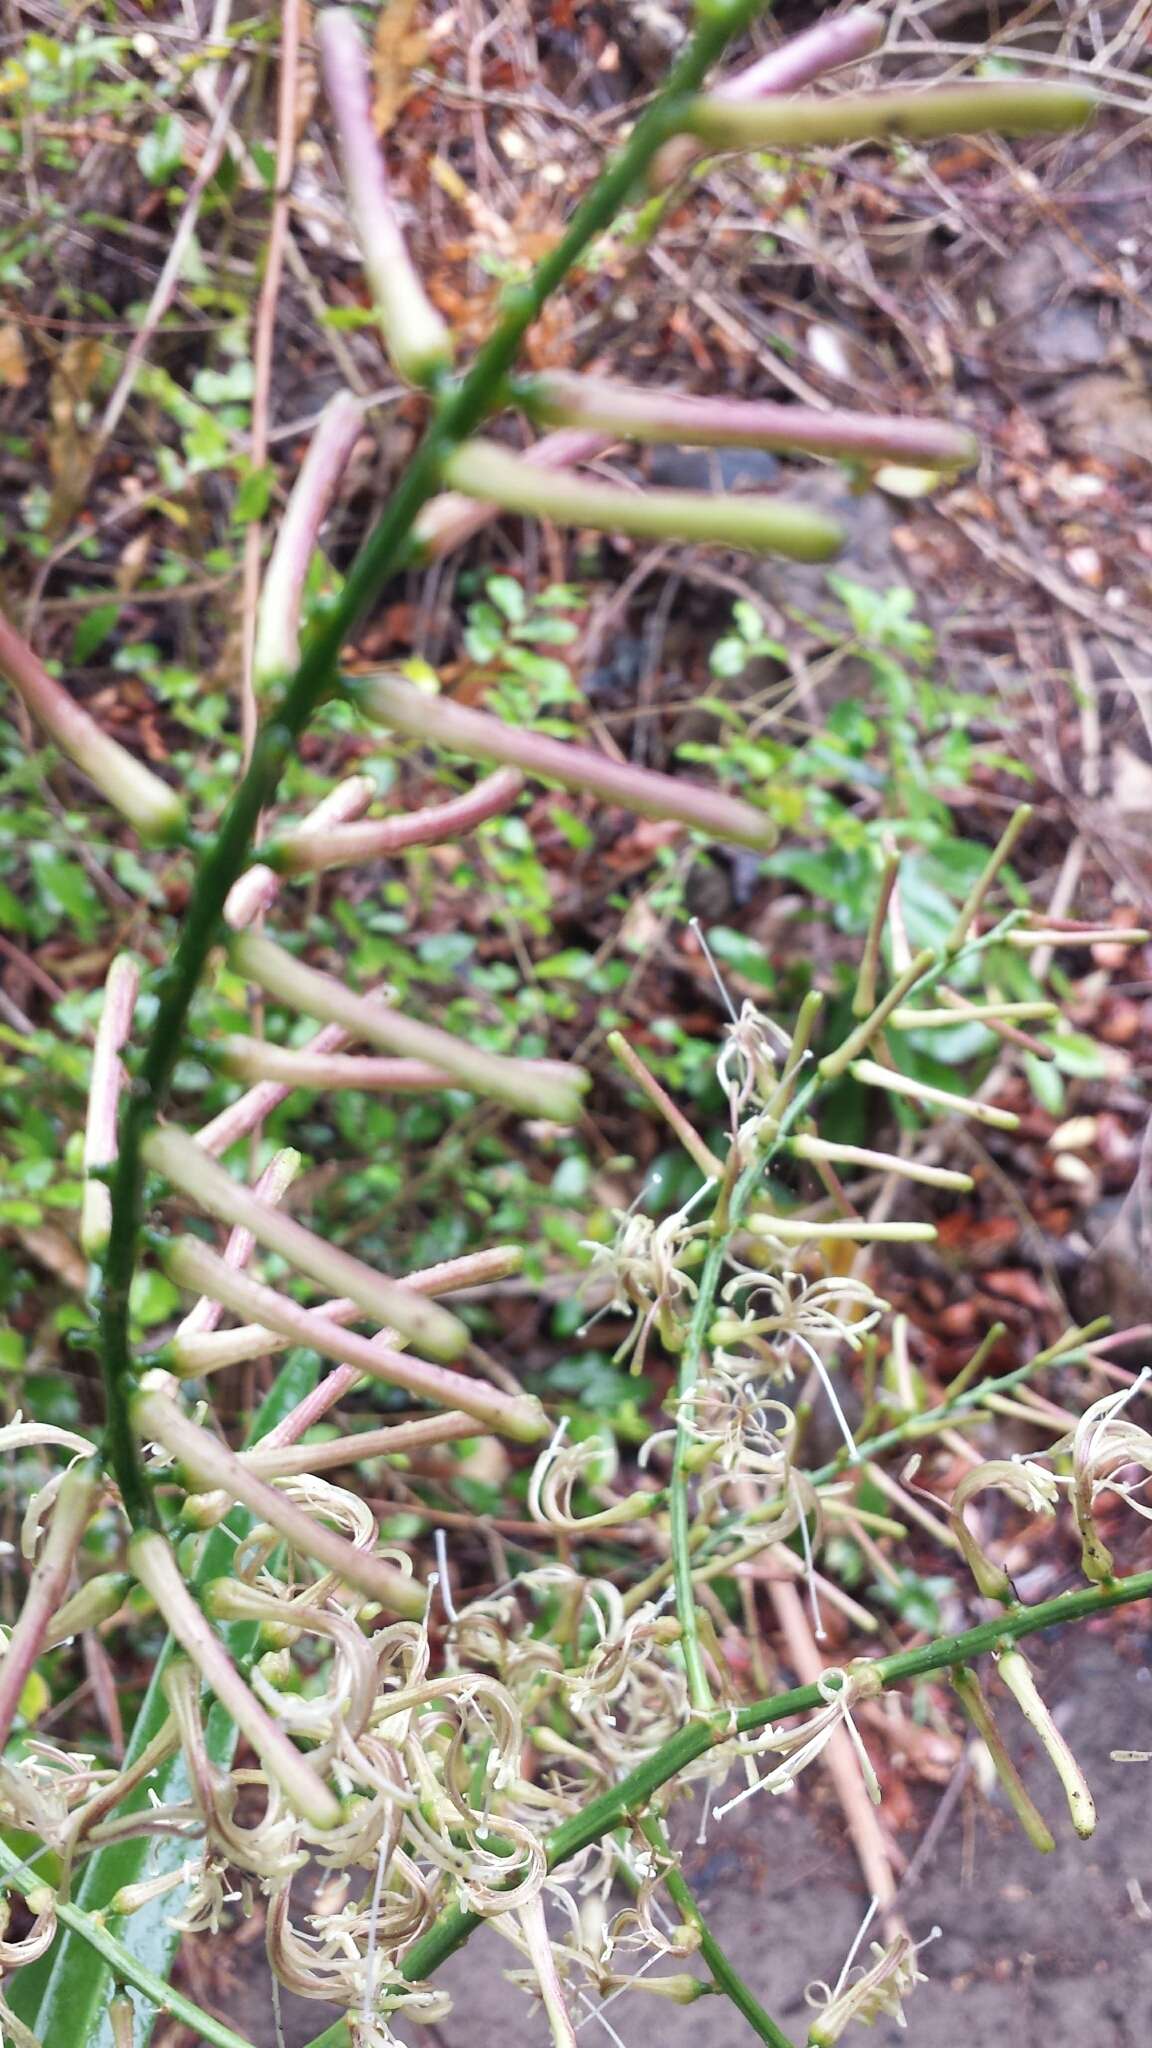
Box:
373;0;426;136
0;320;28;388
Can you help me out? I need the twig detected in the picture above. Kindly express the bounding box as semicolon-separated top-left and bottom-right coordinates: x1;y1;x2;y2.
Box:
239;0;301;767
99;70;248;444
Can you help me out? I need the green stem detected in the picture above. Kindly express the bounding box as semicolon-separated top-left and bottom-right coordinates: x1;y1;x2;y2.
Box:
93;0;769;1529
672;1238;727;1710
0;1841;257;2048
638;1815;797;2048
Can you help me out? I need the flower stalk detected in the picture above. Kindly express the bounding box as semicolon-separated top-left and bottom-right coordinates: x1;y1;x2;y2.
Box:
951;1664;1055;1853
816;949;934;1080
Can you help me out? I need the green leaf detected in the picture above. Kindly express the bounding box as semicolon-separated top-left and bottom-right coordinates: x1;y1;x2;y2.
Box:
0;1325;25;1372
191;361;254;407
1023;1051;1064;1116
704;925;775;991
709;636;748;679
536;948;595;981
29;850;101;937
485;574;526;624
137;114;185;185
1046;1031;1115;1079
11;1356;318;2048
128;1269;180;1328
71;603;121;664
232;464;274;525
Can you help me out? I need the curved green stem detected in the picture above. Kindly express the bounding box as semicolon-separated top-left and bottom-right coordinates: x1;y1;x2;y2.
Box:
93;0;769;1529
672;1237;727;1710
638;1814;797;2047
0;1841;257;2048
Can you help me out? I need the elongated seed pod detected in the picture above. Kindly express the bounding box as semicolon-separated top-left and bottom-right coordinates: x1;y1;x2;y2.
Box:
444;437;843;561
524;372;978;473
683;82;1096;151
350;672;777;851
230;929;589;1123
0;610;183;842
318;10;453;386
142;1124;469;1362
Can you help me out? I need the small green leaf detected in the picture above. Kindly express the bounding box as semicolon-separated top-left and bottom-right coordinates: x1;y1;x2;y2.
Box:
233;464;275;525
0;1326;25;1372
709;636;748;678
1046;1032;1115;1079
137;114;185;186
71;603;121;664
536;948;595;981
128;1270;180;1328
486;574;526;624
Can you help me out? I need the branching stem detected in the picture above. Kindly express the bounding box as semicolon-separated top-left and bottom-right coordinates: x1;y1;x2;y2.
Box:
93;0;768;1526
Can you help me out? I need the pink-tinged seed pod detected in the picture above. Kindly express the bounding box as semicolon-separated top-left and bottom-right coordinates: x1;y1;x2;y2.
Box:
267;766;524;876
141;1124;469;1362
413;431;613;561
317;10;453;387
0;1463;100;1753
162;1235;549;1443
225;772;376;929
253;392;364;690
128;1528;342;1829
650;8;884;187
230;928;590;1124
217;1040;455;1093
350;670;778;852
132;1386;427;1619
81;954;140;1258
0;610;183;843
525;372;978;473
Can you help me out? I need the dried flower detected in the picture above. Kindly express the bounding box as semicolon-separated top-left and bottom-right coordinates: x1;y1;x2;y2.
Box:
1047;1370;1152;1582
807;1902;939;2043
949;1460;1060;1602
